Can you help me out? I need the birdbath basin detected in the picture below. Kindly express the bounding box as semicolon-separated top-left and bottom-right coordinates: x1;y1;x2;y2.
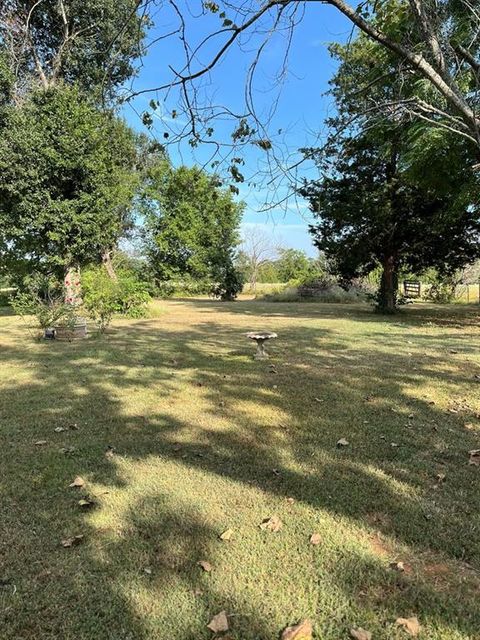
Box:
246;331;277;359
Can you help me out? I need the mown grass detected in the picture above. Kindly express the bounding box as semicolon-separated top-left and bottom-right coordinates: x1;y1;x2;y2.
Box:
0;299;479;639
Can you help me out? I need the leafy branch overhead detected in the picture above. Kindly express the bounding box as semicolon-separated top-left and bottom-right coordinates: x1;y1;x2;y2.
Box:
117;0;480;195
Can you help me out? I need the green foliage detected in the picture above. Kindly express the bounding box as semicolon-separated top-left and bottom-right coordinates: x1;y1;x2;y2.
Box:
115;270;151;318
302;20;480;314
142;162;243;298
210;262;244;301
11;275;76;329
0;86;138;281
235;248;327;285
1;0;146;102
275;248;327;283
82;266;150;332
423;282;457;304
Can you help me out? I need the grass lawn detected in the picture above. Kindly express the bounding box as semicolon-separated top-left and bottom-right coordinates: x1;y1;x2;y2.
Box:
1;299;479;639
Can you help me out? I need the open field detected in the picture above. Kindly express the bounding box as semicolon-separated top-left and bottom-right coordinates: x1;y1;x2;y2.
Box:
1;299;479;639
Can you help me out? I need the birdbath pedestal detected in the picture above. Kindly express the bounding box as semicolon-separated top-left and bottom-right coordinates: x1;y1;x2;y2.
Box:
247;331;277;359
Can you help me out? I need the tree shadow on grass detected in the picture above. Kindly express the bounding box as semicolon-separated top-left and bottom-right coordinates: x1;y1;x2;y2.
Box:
174;296;480;328
1;304;480;638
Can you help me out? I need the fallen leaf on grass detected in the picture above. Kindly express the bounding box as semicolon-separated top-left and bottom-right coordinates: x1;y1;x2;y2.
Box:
281;619;312;640
60;446;76;455
390;561;405;572
396;616;420;636
468;449;480;465
337;438;349;447
207;610;229;633
54;427;66;433
219;528;234;541
61;534;84;548
259;515;282;532
105;446;115;458
69;476;85;488
350;628;372;640
34;440;47;446
198;560;212;572
309;533;321;545
78;497;95;509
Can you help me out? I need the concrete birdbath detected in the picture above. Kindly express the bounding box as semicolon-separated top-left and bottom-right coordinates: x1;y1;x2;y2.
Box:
246;331;277;359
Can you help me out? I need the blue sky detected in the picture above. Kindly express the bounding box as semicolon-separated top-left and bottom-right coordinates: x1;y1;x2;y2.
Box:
123;4;352;256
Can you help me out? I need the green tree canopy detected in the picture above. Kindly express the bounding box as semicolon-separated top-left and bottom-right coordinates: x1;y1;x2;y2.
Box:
275;248;315;283
142;162;244;297
0;85;138;282
0;0;146;101
300;13;480;313
302;129;480;311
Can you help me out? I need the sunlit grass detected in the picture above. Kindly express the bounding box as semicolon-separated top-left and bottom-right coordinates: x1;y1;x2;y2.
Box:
0;300;479;639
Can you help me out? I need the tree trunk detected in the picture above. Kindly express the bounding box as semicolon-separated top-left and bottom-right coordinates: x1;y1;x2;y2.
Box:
64;266;82;306
377;256;398;313
251;267;257;293
102;250;118;281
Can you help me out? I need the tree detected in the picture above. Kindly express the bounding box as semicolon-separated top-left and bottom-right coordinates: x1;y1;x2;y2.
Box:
238;227;277;291
301;130;480;312
275;248;315;283
0;85;138;283
298;15;480;312
0;0;147;102
142;162;244;298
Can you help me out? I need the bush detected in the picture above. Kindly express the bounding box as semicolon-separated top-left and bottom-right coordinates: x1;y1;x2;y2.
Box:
82;266;150;332
0;288;16;306
11;275;76;330
210;264;244;301
422;282;457;303
153;277;212;298
262;283;367;303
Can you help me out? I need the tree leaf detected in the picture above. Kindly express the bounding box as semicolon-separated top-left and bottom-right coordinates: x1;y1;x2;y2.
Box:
281;619;313;640
78;497;94;509
259;515;282;532
207;610;229;632
309;533;322;545
219;528;234;541
468;449;480;465
396;616;421;636
337;438;349;447
350;628;372;640
61;534;84;548
389;561;405;572
34;440;48;446
69;476;85;488
198;560;212;572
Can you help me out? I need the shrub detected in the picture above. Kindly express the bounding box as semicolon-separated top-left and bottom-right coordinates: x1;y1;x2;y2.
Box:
82;266;150;332
0;287;16;306
153;277;212;298
11;275;76;329
262;283;367;303
210;264;244;301
423;282;457;304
